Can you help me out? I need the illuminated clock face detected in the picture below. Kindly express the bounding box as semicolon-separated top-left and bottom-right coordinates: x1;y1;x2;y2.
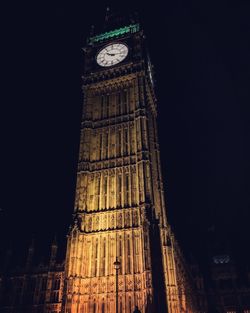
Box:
96;43;128;67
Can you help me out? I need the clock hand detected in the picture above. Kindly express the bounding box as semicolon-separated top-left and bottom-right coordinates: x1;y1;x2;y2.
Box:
107;53;116;56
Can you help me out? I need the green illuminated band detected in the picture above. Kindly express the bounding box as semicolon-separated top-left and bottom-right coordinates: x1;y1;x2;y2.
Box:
89;24;140;44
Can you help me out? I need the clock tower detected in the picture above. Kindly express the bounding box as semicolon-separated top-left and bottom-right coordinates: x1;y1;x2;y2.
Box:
63;11;192;313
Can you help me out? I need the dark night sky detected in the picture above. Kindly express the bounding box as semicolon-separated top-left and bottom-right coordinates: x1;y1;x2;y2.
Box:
0;0;250;265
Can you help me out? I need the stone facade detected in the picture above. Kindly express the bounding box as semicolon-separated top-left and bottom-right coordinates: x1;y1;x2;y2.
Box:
62;14;199;313
0;240;64;313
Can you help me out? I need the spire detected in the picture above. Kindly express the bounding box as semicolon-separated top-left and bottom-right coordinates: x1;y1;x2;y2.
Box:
89;24;95;37
103;6;113;31
103;7;139;32
104;6;110;24
52;233;57;246
49;234;58;268
25;237;35;270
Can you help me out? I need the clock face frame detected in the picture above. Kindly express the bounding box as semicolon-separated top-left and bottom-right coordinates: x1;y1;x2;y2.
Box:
96;43;128;67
